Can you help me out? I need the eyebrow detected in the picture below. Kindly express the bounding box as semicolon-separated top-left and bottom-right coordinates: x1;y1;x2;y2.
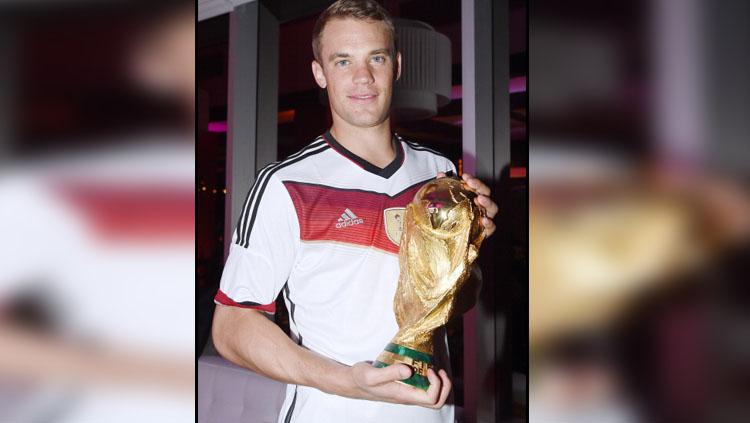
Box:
327;49;392;62
328;52;351;61
370;49;391;56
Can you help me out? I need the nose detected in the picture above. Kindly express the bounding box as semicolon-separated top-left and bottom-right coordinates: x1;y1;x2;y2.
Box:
352;63;374;85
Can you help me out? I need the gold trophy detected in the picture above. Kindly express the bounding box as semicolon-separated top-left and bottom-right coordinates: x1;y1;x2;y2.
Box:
374;176;486;390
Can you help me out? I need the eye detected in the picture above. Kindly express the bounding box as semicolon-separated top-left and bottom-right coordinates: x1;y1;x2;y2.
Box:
372;55;386;64
335;59;350;67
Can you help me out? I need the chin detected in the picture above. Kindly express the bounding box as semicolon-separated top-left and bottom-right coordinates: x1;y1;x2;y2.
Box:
351;116;388;128
336;110;386;128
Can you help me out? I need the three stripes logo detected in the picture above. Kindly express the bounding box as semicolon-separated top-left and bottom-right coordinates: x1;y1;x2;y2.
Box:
335;208;364;228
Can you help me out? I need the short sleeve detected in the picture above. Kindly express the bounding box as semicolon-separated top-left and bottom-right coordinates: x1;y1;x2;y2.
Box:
215;174;299;313
445;159;457;176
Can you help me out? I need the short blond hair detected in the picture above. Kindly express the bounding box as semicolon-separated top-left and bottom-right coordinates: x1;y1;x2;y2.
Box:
312;0;396;63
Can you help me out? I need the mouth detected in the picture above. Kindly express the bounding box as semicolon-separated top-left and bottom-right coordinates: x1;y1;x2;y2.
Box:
348;93;378;103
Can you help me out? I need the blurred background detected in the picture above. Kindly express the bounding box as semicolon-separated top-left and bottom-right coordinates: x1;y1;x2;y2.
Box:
529;0;750;422
0;1;194;422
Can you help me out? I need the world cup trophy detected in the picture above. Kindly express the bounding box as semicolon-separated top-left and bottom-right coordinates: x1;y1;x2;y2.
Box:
374;176;486;390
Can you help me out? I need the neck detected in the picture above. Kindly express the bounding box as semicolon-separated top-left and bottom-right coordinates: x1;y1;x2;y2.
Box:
329;118;395;168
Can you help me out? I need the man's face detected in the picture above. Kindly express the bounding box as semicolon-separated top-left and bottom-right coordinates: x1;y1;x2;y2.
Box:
312;18;401;129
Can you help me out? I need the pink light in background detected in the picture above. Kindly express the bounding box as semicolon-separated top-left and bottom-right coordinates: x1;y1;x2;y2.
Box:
207;121;227;133
509;76;527;94
451;85;463;100
511;127;526;138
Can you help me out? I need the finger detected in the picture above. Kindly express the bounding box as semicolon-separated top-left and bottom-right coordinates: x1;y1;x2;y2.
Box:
461;173;491;196
436;171;446;178
461;173;479;194
435;369;452;408
376;369;432;405
422;368;442;407
482;217;496;237
475;195;498;218
470;180;491;197
366;363;412;386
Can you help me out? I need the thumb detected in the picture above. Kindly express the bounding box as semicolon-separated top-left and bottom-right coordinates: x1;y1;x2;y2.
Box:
436;171;446;178
368;363;412;386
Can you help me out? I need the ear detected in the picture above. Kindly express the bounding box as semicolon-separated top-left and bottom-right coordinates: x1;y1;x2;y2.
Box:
311;60;327;89
395;52;402;81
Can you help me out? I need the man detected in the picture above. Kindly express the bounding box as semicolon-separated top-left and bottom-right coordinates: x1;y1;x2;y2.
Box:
212;1;498;421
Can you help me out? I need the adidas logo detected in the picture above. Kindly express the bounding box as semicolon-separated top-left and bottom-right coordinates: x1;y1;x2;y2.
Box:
335;208;364;228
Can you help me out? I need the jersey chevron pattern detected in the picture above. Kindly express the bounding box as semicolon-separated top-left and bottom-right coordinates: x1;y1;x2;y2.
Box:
284;180;427;255
215;131;456;423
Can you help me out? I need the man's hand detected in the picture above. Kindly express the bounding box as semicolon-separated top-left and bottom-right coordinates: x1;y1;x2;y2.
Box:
347;362;452;409
438;172;498;238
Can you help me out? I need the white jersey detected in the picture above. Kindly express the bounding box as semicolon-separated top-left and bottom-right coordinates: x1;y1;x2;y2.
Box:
216;131;456;423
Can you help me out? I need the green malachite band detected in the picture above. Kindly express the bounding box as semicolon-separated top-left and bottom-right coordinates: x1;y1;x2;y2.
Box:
383;343;433;364
373;360;431;390
373;344;434;390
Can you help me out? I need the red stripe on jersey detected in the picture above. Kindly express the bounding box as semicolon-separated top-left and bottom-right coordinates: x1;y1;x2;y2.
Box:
214;289;276;313
54;182;194;244
283;181;425;254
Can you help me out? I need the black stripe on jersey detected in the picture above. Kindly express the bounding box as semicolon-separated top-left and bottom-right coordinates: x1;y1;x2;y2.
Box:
235;163;273;244
237;143;331;248
236;140;326;246
282;283;300;423
283;283;303;346
284;387;298;423
238;300;264;307
399;136;451;161
237;138;326;243
235;138;325;244
235;139;327;246
401;141;448;159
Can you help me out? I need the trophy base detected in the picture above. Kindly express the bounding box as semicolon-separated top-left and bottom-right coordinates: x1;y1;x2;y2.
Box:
373;343;433;391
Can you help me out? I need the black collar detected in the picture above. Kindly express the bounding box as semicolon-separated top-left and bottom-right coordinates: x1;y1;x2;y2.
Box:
323;130;404;179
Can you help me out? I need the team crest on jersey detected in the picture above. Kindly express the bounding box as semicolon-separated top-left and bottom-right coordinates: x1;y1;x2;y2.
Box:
383;207;406;246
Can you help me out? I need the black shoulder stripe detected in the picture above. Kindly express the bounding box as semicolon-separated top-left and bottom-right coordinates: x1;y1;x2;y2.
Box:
236;139;325;244
235;138;325;243
402;139;444;156
241;144;329;247
235;139;326;245
235;161;280;243
238;144;330;247
406;145;451;161
400;137;451;160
